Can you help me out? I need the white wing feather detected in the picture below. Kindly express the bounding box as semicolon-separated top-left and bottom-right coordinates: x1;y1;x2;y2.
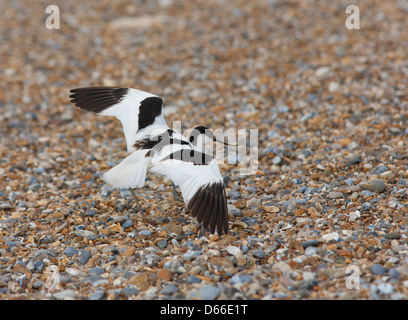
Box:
100;88;167;152
149;158;223;203
103;149;150;188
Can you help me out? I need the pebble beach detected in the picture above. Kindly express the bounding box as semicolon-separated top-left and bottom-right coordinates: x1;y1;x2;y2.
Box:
1;0;408;300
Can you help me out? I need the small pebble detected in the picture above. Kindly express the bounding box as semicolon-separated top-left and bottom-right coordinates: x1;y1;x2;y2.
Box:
359;179;386;193
302;240;320;249
246;198;259;208
161;284;179;295
187;275;201;284
378;283;394;295
191;286;220;300
371;264;386;275
322;232;340;243
328;191;344;199
157;269;173;281
64;246;78;258
138;230;152;236
78;249;91;265
157;240;168;249
89;290;105;300
252;250;265;259
230;274;252;285
121;220;134;229
89;267;105;276
385;232;401;240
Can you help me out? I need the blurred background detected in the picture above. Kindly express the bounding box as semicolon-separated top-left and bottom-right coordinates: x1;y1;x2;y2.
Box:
1;0;408;227
1;0;408;300
1;0;407;156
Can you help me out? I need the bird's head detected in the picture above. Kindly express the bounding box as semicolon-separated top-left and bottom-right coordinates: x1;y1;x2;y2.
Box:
189;126;237;147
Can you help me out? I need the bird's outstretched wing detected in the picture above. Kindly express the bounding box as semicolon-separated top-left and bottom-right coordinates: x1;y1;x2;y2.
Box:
149;147;228;235
69;86;168;153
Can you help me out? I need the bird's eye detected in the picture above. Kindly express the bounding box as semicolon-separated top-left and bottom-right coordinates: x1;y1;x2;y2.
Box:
189;136;194;142
190;150;194;157
158;136;162;141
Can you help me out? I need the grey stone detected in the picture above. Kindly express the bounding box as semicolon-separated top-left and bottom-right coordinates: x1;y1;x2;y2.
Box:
73;230;96;240
230;274;252;285
302;240;320;248
252;250;265;259
32;280;43;289
373;165;388;174
102;245;117;253
0;202;12;210
183;250;201;261
121;287;139;297
187;275;201;284
64;246;78;257
305;246;317;256
89;289;105;300
89;267;105;276
359;179;386;193
34;249;56;260
28;183;41;192
328;191;344;199
191;286;220;300
121;220;133;229
54;289;77;300
378;283;394;295
78;249;91;265
371;264;385;275
138;230;152;236
385;232;401;239
388;268;400;279
161;284;179;295
241;244;249;254
157;240;168;249
228;191;241;199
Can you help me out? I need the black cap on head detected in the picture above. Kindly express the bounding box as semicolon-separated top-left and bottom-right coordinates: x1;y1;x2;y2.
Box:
194;126;209;134
189;126;212;143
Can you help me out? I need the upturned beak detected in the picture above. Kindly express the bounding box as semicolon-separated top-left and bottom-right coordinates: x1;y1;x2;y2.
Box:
213;136;237;146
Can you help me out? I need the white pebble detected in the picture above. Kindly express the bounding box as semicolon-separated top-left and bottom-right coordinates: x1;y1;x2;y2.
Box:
246;198;259;208
65;268;85;277
328;81;339;92
378;283;394;295
305;246;317;256
276;248;289;255
322;232;340;242
302;271;315;282
208;249;221;257
226;246;241;256
348;210;360;222
315;66;331;78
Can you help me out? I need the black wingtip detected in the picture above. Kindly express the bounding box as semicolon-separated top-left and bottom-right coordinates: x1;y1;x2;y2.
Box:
188;182;228;235
68;86;129;113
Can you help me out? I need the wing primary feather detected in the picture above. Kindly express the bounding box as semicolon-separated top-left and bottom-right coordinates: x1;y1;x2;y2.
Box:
219;190;227;235
69;87;129;113
70;94;115;104
74;99;118;113
189;189;202;215
217;194;223;234
202;188;214;231
209;187;219;234
218;183;228;235
191;188;208;223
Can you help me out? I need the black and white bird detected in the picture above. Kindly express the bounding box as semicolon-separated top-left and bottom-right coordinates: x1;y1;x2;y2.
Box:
69;86;229;235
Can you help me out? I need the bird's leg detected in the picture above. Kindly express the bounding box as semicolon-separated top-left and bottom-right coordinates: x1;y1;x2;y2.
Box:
172;182;183;202
129;188;157;226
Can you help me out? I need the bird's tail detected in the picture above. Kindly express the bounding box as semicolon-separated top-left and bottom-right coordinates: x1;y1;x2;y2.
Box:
103;150;149;189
